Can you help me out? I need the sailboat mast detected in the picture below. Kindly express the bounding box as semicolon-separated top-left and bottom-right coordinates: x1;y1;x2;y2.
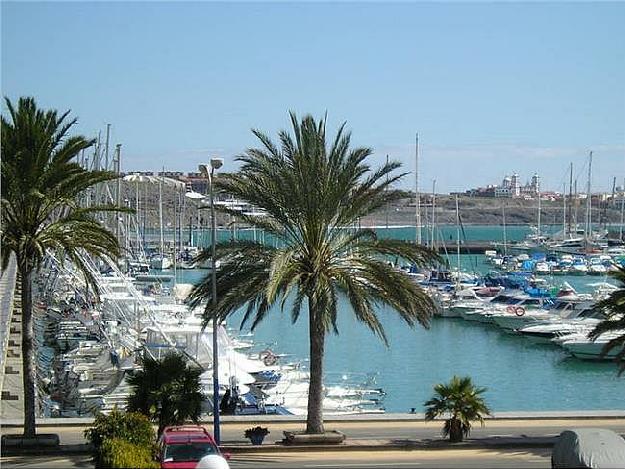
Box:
586;151;593;242
502;201;507;256
562;182;566;236
415;133;422;245
455;194;461;274
619;178;625;241
385;154;389;231
159;174;164;257
568;163;573;236
431;179;436;251
114;144;122;244
537;176;541;242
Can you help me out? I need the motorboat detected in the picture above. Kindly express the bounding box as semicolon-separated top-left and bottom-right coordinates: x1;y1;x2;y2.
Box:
150;255;172;270
568;258;588;275
517;302;603;343
560;331;624;360
473;289;556;326
587;257;608;276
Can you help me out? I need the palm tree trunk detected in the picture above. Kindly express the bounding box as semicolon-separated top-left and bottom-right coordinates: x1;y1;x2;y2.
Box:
306;297;325;434
449;418;463;443
20;266;37;437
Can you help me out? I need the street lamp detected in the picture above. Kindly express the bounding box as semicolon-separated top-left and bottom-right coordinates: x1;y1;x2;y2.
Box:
198;157;224;444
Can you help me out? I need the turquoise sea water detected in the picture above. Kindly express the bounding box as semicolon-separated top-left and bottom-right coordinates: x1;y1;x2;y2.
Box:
174;225;624;413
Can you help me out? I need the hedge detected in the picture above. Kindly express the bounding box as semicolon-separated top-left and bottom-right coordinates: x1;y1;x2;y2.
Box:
99;438;159;469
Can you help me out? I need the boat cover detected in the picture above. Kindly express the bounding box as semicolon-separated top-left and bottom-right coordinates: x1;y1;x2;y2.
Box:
552;428;625;468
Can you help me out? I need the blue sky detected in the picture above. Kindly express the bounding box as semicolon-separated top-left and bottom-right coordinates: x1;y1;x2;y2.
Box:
2;1;624;192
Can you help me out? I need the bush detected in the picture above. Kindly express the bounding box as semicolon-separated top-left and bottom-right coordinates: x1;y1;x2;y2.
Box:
84;409;156;467
100;438;159;469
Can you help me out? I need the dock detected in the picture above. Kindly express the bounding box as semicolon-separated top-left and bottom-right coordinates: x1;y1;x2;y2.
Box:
431;241;497;254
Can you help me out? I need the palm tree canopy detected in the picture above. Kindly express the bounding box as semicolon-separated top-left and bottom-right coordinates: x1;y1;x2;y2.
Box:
188;112;440;343
127;352;203;430
1;96;124;290
588;265;625;373
424;375;491;437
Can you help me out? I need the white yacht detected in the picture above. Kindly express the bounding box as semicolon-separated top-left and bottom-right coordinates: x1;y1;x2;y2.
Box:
560;331;624;360
517;303;602;343
462;291;552;325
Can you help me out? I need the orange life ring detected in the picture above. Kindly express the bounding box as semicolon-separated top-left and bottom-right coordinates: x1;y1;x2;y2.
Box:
515;306;525;317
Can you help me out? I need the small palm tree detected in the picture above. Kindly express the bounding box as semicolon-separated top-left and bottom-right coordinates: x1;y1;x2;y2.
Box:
127;352;204;435
1;97;124;437
188;112;439;434
588;265;625;373
424;375;491;443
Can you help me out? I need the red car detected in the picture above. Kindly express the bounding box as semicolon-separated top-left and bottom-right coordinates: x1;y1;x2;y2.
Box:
157;425;229;469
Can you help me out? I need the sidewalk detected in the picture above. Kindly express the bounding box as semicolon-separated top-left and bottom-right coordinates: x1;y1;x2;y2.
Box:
3;414;625;456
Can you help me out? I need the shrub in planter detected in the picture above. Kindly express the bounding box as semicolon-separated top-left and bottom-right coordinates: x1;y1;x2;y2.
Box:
424;375;491;443
100;438;159;469
244;426;269;445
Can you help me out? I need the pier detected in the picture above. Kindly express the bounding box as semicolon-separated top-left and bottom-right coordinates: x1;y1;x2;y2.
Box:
0;254;23;420
432;241;496;255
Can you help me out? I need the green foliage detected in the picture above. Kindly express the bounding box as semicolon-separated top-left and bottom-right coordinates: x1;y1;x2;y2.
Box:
100;438;159;469
84;408;155;451
187;112;440;433
1;96;126;283
588;265;625;373
1;96;128;436
424;375;491;442
244;426;270;438
127;352;204;434
84;409;155;467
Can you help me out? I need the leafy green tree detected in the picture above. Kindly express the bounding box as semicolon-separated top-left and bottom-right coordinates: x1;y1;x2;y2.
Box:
424;375;491;443
127;352;204;434
588;265;625;373
188;112;439;434
1;97;123;437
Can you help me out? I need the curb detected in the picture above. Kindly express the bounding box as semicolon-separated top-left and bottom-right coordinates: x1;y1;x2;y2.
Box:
1;444;92;457
221;437;557;453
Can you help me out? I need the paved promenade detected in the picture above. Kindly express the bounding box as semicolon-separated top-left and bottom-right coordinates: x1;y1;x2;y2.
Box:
2;414;625;451
0;254;23;420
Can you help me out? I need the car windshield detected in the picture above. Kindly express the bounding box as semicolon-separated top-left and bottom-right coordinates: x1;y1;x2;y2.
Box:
164;442;218;462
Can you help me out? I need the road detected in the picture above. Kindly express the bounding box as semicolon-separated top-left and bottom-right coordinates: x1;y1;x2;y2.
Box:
2;448;551;468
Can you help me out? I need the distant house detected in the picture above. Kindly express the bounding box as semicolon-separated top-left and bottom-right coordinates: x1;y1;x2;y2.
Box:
467;172;540;199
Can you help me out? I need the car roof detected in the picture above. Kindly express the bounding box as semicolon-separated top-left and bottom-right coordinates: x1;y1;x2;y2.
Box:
162;426;216;444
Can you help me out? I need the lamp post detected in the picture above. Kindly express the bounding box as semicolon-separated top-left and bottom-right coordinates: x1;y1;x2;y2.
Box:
198;158;224;444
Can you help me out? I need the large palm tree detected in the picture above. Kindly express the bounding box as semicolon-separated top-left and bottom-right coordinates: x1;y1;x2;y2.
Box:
424;375;491;443
188;112;439;434
127;352;204;435
1;97;123;437
588;265;625;373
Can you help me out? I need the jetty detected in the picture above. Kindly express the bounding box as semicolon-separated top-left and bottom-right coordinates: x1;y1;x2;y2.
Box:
432;241;496;254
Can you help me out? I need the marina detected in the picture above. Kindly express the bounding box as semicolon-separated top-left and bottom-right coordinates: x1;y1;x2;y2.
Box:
3;221;623;423
3;5;625;468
